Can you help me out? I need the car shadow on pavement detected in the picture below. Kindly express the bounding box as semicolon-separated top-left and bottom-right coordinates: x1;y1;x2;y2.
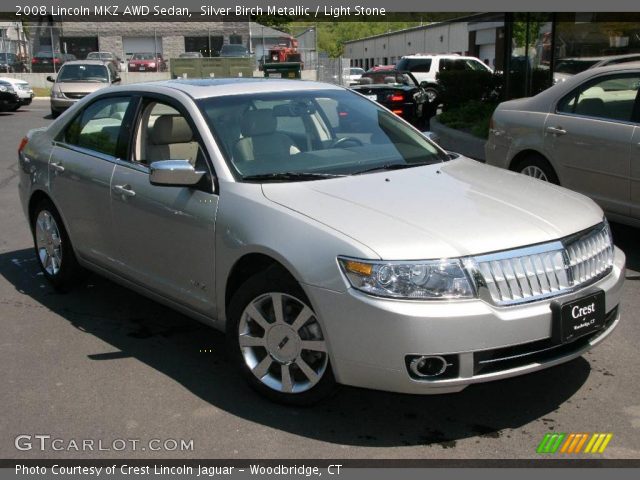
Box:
1;247;592;448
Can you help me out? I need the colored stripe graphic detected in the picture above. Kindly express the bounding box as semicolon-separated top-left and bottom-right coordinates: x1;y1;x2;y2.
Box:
538;433;613;454
537;433;566;453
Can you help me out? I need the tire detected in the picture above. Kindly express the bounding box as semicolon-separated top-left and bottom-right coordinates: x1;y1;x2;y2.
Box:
31;198;83;291
226;267;336;405
424;87;439;106
50;108;60;119
513;153;559;185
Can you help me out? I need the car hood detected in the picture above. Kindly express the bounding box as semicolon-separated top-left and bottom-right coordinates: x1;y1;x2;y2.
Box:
57;82;107;94
262;157;603;260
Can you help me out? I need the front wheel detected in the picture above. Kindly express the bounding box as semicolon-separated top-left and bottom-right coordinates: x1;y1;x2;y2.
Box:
227;268;336;405
32;199;83;291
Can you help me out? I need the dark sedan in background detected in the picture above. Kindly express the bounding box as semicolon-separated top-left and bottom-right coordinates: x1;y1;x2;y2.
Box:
0;80;20;112
351;69;432;128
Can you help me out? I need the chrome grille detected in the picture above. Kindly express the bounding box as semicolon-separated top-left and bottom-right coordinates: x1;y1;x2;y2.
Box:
472;222;614;306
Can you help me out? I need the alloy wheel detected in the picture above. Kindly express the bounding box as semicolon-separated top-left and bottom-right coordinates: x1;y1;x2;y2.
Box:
238;292;328;394
35;210;63;275
521;165;549;182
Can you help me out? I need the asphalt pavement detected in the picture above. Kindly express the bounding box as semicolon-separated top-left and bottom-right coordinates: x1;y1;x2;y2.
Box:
1;99;639;460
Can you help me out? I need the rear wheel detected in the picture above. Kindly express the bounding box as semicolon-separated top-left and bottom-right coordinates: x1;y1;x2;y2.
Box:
513;153;559;185
31;199;83;291
50;108;61;119
227;268;336;405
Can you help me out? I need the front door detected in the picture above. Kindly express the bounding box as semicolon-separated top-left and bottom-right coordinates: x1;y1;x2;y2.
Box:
110;97;218;317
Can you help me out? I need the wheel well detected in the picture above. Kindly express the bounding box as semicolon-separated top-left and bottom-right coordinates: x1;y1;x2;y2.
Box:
27;190;52;227
224;254;296;314
509;149;548;171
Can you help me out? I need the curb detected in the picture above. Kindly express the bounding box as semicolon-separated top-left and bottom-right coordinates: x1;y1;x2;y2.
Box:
430;116;486;161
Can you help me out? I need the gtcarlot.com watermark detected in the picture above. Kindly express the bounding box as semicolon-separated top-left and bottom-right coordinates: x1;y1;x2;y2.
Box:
15;435;194;452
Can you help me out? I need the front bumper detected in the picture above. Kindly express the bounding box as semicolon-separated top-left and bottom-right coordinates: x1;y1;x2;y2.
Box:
306;246;625;394
50;97;77;110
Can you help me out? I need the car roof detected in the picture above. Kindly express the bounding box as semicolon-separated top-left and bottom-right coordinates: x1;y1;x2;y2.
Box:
59;60;109;66
400;54;475;59
107;78;344;99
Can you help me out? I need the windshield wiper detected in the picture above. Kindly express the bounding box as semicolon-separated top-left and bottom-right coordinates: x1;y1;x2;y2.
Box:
353;161;434;175
243;172;346;182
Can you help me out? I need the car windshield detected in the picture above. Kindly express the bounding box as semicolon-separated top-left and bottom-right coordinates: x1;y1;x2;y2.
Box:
57;64;109;82
555;59;600;74
132;53;156;60
0;53;17;62
197;89;445;181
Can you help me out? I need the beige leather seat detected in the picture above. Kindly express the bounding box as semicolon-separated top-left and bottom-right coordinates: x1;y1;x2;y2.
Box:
233;109;299;163
146;115;199;165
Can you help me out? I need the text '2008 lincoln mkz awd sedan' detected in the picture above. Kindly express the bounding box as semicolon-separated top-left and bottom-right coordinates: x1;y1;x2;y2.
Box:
18;78;625;404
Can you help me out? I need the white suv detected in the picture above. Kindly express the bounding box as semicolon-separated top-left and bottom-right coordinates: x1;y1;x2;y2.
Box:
396;54;492;103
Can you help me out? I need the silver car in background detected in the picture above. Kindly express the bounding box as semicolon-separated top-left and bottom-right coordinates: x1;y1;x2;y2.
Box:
18;79;625;405
486;63;640;228
47;60;121;117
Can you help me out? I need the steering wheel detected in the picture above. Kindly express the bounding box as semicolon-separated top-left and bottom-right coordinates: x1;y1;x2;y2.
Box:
330;136;364;148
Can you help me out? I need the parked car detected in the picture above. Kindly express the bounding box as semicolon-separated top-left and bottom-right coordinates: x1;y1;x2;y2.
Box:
18;78;624;405
0;52;28;73
31;52;76;73
351;69;431;127
0;80;20;111
128;52;166;72
219;44;251;57
396;54;493;104
554;53;640;83
86;51;122;72
346;67;365;85
47;60;121;117
0;77;34;109
486;62;640;227
179;52;203;58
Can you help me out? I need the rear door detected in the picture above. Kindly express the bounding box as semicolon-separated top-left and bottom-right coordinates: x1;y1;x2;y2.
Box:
48;95;134;268
544;72;639;217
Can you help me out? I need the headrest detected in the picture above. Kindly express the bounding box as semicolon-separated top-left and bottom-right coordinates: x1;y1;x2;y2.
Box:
241;109;276;136
150;115;193;145
384;76;397;84
358;77;373;85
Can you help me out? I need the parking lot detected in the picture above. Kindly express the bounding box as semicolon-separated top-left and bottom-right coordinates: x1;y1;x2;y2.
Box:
1;98;639;460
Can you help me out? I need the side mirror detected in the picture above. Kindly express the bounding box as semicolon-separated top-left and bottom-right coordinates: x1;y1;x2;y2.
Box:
446;151;460;160
46;75;55;83
149;160;205;187
112;76;121;84
419;81;429;88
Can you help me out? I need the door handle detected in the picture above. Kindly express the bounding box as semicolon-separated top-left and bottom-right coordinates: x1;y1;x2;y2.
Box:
51;162;65;173
546;126;567;136
113;184;136;197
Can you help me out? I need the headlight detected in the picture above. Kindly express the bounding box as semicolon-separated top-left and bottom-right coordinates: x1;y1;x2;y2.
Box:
338;257;475;300
0;86;7;92
149;62;156;68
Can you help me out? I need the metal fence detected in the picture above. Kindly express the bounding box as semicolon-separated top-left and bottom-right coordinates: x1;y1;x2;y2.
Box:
317;57;352;86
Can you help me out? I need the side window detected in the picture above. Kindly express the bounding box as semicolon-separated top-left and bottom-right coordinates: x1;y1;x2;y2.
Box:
64;96;131;157
408;59;432;73
134;100;205;169
558;74;640;122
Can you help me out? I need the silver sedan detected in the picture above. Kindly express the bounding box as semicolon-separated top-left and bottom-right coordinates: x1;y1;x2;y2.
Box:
486;62;640;228
18;79;625;404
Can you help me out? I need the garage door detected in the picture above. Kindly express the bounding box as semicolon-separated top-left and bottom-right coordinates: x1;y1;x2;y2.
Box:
123;37;163;58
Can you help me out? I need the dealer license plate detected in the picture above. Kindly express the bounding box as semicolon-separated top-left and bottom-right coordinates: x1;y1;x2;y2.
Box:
554;291;605;343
